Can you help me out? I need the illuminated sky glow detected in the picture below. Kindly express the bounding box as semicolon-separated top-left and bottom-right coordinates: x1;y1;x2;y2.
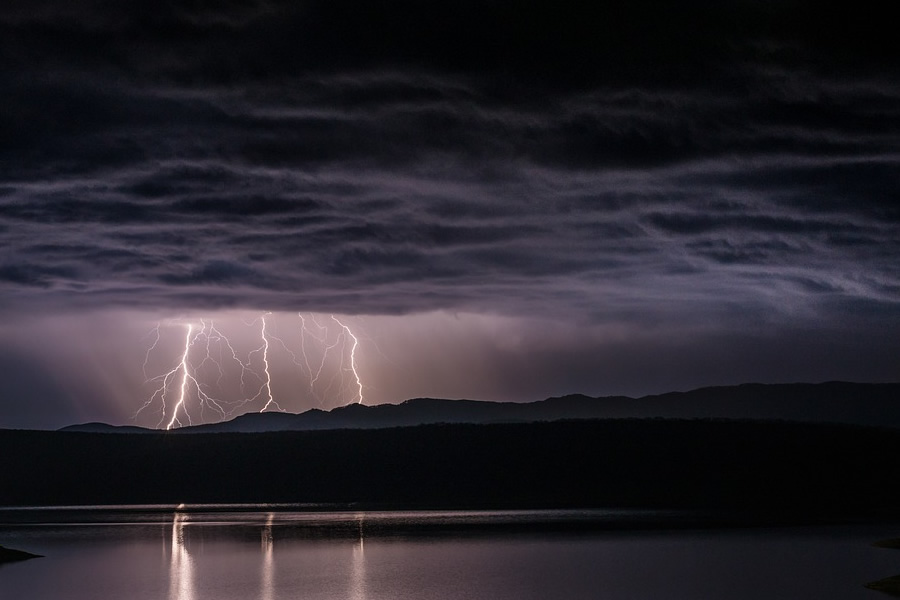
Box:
1;0;898;428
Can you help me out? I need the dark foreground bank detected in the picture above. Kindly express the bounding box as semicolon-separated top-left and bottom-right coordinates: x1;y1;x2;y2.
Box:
0;545;41;563
2;419;900;515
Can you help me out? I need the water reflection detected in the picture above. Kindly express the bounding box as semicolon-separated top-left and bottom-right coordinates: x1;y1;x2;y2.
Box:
1;509;896;600
261;513;274;600
168;512;194;600
349;513;366;600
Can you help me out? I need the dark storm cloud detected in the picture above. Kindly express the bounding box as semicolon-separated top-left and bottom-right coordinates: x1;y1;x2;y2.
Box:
0;0;898;334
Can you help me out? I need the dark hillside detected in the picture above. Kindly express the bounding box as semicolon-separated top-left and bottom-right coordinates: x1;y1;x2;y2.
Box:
4;419;900;514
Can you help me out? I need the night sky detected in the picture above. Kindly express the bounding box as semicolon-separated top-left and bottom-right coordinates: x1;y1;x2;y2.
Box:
1;1;898;429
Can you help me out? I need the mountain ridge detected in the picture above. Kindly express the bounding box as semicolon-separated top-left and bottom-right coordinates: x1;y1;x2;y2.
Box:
56;381;900;434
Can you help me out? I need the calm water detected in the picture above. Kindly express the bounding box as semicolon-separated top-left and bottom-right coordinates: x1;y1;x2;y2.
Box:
1;507;899;599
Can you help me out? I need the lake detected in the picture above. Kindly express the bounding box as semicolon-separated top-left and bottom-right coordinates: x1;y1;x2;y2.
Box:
1;506;898;599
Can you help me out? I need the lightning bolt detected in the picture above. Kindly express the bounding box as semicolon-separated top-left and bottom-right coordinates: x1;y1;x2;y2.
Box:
312;341;341;400
135;323;193;428
166;323;195;430
164;323;231;429
208;320;262;394
141;323;161;380
137;321;232;429
189;320;242;422
258;313;283;413
298;314;314;379
332;315;364;404
298;314;342;406
138;312;371;428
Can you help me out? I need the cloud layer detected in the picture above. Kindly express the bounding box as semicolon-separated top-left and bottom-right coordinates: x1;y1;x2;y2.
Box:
0;1;898;425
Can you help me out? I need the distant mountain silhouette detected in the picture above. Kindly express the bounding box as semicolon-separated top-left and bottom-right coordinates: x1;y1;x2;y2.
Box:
59;381;900;433
58;423;156;434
